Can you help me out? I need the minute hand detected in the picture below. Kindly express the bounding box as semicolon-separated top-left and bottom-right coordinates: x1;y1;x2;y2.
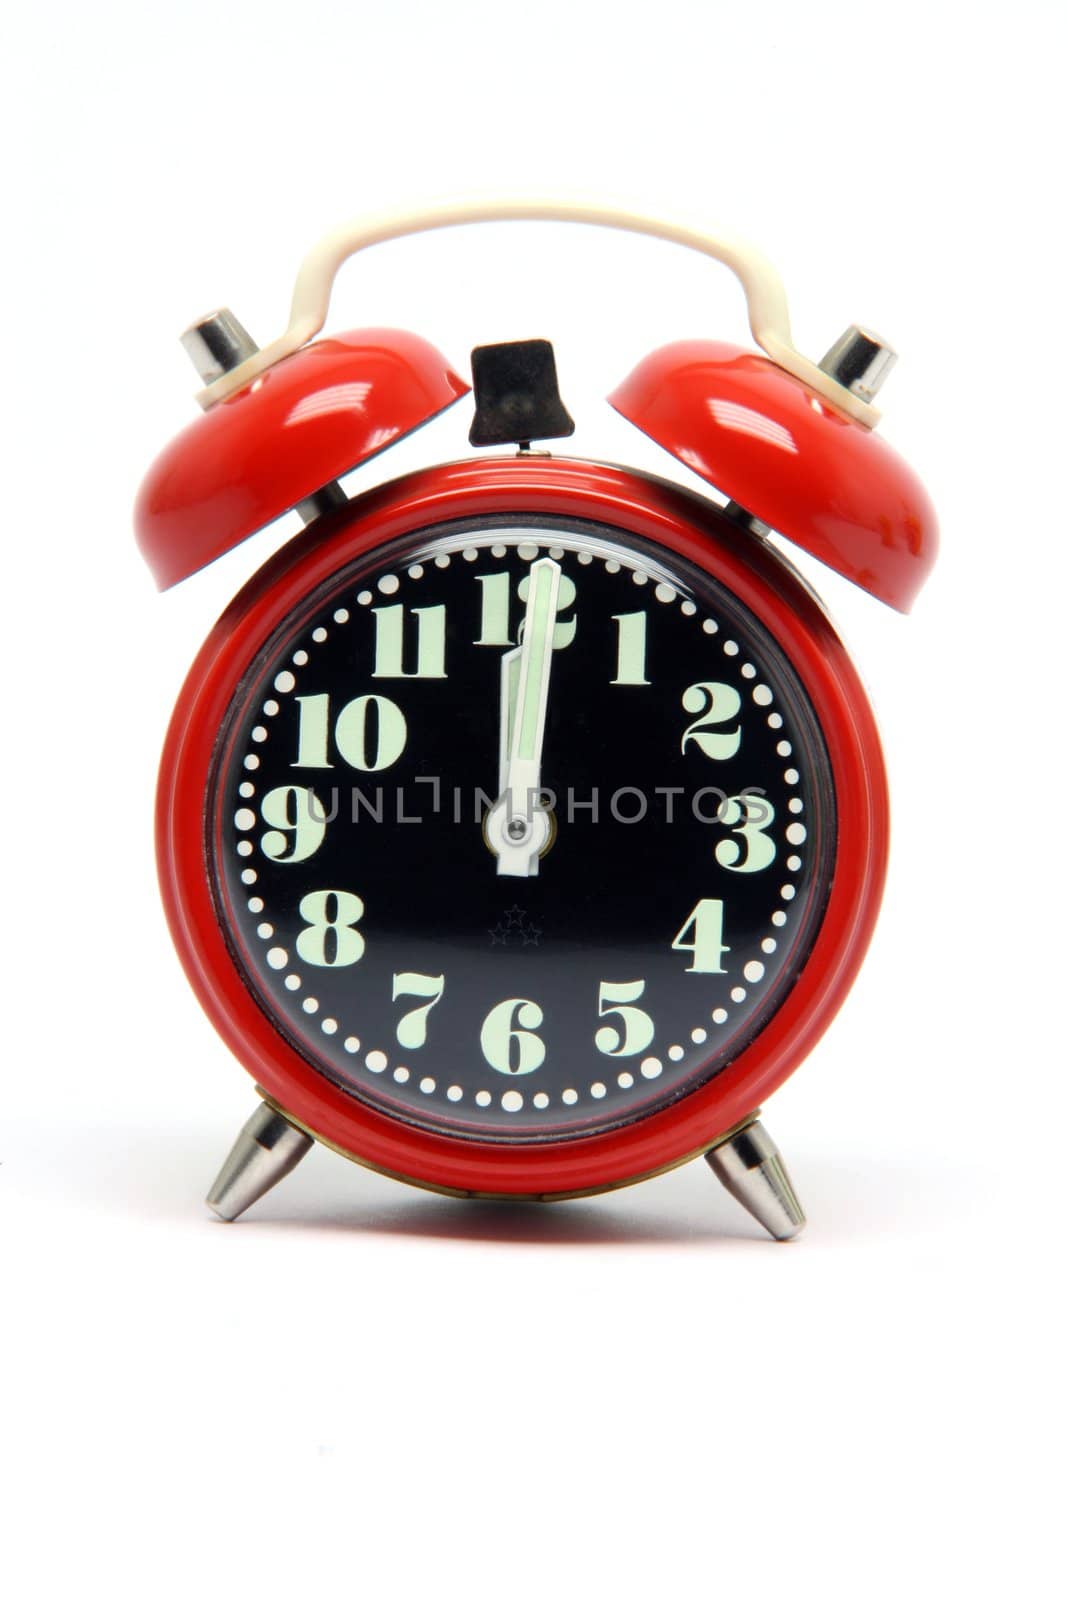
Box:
488;556;561;876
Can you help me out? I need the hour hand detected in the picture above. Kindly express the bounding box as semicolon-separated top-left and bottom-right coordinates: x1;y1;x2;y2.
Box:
498;644;522;797
485;556;560;877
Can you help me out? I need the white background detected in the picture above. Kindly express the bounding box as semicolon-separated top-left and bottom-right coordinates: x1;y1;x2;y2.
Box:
3;3;1064;1595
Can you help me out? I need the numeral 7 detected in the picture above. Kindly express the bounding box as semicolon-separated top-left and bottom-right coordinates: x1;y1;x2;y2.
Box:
392;972;445;1048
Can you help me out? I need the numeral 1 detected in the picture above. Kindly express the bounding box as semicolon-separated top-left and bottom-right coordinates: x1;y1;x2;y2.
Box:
372;604;447;678
611;611;650;685
474;572;513;645
292;693;332;767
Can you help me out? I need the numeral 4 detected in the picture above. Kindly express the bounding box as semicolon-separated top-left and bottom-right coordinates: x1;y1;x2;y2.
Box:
671;898;729;973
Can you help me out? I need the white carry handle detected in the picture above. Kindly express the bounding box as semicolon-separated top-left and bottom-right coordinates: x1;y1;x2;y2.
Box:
197;197;878;426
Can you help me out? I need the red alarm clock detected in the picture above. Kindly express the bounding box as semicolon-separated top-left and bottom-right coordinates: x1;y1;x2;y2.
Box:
135;200;936;1238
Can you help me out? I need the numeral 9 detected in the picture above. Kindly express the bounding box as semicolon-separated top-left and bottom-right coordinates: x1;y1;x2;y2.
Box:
260;785;326;863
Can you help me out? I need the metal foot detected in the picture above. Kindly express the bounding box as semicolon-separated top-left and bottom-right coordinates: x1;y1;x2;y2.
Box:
705;1119;806;1241
206;1101;313;1222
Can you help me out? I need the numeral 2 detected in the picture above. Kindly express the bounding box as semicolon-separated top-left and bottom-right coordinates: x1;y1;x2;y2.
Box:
681;682;742;760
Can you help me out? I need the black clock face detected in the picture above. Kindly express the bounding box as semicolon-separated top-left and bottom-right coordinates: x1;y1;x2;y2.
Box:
209;515;835;1141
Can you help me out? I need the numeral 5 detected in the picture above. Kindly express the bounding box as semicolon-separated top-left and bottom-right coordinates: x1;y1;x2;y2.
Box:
595;979;655;1056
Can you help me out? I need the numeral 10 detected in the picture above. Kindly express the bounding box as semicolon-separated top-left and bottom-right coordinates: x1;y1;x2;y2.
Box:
293;693;407;771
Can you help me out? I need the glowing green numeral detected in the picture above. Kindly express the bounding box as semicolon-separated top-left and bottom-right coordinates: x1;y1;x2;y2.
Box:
260;785;326;863
474;571;513;645
671;899;730;974
681;682;742;760
292;694;332;768
296;890;365;967
480;997;546;1075
610;612;650;685
335;694;408;771
518;570;576;649
372;604;447;678
476;568;578;650
392;972;445;1049
716;793;776;873
293;692;407;770
595;979;655;1056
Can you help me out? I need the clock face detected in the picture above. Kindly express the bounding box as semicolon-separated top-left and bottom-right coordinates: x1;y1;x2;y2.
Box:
209;515;836;1141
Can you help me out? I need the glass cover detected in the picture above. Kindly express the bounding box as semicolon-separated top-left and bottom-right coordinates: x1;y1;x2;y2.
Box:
209;516;835;1140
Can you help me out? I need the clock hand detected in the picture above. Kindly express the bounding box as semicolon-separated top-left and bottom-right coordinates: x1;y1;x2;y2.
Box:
486;556;561;877
498;643;522;797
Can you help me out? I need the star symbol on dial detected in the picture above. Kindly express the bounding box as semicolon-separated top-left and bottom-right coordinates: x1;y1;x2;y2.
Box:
488;907;543;947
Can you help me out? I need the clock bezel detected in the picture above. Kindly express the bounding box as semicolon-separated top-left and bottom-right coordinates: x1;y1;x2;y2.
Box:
157;455;889;1198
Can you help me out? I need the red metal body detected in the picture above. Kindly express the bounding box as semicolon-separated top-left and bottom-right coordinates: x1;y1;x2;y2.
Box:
157;456;890;1199
134;329;469;590
609;341;938;612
